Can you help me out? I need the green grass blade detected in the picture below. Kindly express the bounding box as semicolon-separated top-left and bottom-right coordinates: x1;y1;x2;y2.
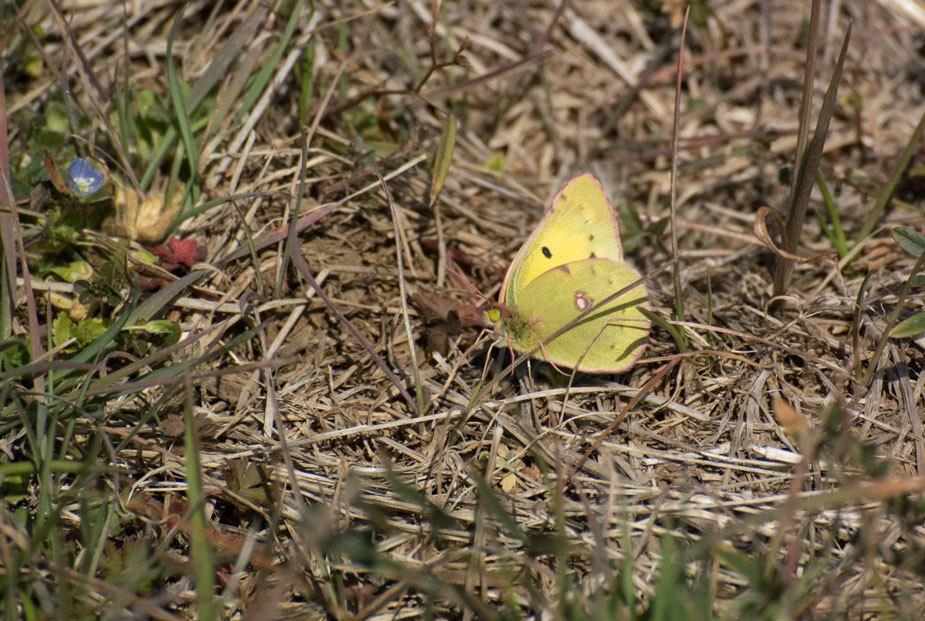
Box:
430;113;457;207
182;365;215;619
298;42;316;125
815;169;848;258
166;11;199;208
640;307;687;354
140;6;268;190
235;0;308;126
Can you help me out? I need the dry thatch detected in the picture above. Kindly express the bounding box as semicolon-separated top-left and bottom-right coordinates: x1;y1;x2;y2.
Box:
4;0;925;617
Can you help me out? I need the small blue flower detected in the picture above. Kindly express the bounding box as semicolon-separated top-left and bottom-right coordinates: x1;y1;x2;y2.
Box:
67;158;105;196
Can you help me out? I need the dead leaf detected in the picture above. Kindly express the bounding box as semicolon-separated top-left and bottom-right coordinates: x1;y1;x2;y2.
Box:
773;399;809;441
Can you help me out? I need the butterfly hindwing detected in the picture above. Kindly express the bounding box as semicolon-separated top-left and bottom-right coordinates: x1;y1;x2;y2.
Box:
507;258;648;373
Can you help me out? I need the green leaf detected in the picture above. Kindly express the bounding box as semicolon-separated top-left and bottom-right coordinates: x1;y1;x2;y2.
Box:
0;473;27;502
429;113;457;207
144;320;181;346
618;199;643;233
890;312;925;338
24;53;42;79
52;314;76;348
651;217;669;236
364;140;398;159
482;152;504;172
132;249;158;265
75;318;109;347
911;274;925;288
893;227;925;258
621;231;644;254
48;260;93;283
1;343;30;371
51;219;80;246
226;460;277;507
137;89;170;126
44;100;68;134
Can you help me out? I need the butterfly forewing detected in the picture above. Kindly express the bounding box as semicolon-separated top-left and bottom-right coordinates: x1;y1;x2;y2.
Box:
502;174;624;310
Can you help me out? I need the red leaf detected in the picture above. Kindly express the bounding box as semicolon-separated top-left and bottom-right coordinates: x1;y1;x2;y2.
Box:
151;237;205;271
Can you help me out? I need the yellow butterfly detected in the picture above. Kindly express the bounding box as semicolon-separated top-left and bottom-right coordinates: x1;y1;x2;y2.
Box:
489;174;649;373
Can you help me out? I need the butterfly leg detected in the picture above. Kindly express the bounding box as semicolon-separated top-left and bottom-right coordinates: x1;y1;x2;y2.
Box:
476;328;500;382
505;338;522;376
536;341;572;376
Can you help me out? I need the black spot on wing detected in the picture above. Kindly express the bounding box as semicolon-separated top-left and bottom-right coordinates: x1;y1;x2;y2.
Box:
590;251;597;259
542;246;552;259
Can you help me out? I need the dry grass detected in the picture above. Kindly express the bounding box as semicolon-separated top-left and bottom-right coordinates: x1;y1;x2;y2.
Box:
3;0;925;618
